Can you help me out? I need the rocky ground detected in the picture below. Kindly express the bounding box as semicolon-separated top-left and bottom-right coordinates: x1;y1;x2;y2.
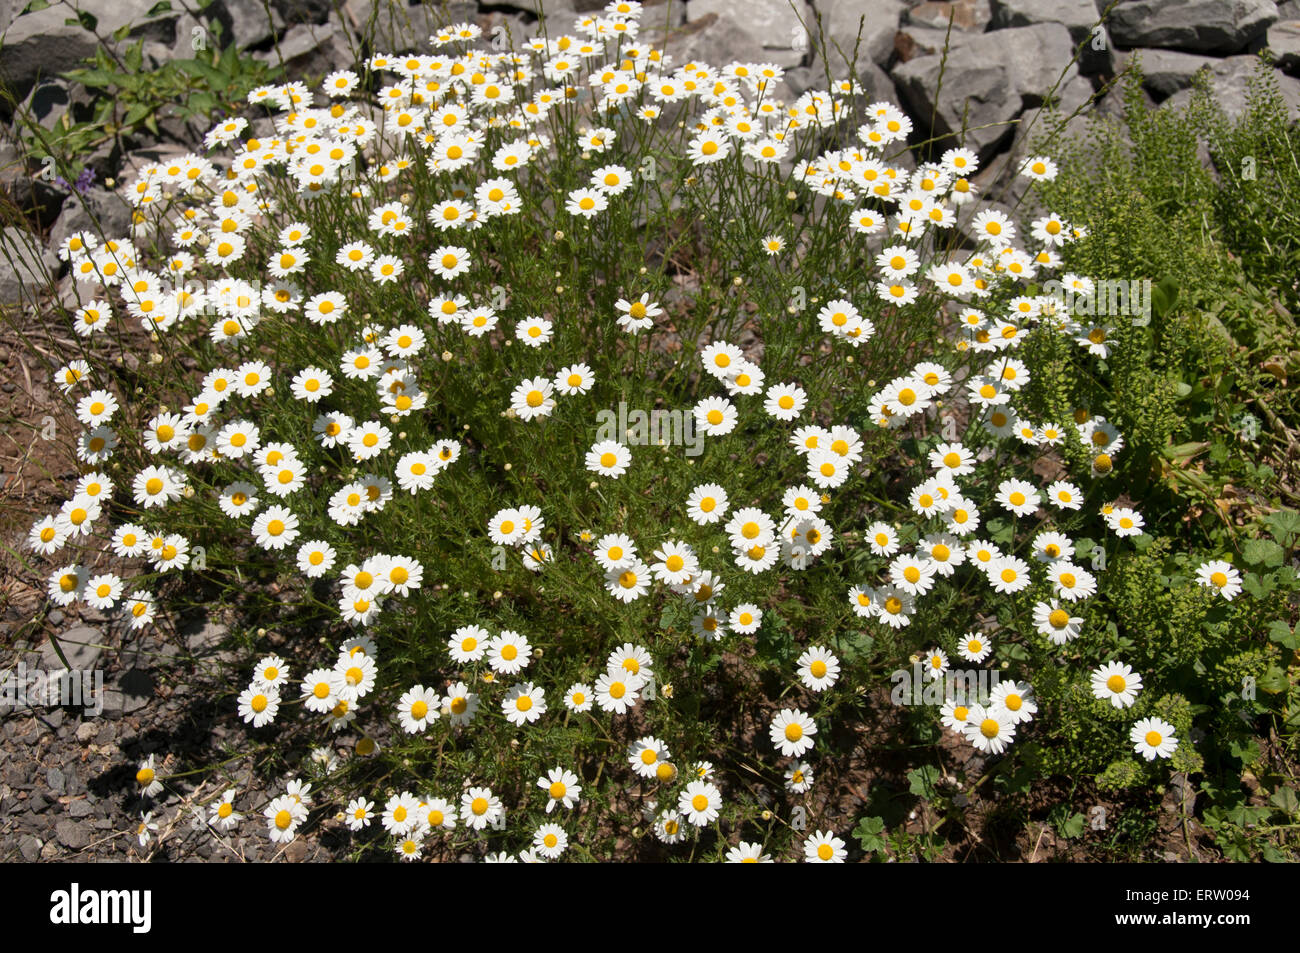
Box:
1;0;1293;861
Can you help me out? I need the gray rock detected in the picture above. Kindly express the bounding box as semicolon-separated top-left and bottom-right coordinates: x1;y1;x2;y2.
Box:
270;0;332;24
906;0;991;31
344;0;446;50
69;799;94;817
1267;20;1300;74
50;187;132;250
785;55;895;103
1281;0;1300;18
0;134;28;203
19;835;41;862
1006;74;1097;198
1109;0;1276;53
46;767;65;796
115;668;154;713
19;79;87;132
1160;53;1300;116
892;23;1079;160
184;618;230;655
39;625;104;672
209;0;286;49
685;0;815;67
55;819;90;850
254;17;355;78
1116;47;1221;97
814;0;905;71
895;24;958;61
461;0;573;11
989;0;1111;73
0;0;180;102
0;226;58;308
28;790;49;813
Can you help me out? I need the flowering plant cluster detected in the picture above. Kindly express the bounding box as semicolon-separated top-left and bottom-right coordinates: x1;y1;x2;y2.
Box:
23;1;1296;861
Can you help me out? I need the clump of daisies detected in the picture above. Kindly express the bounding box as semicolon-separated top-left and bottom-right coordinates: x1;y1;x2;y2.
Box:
24;0;1280;863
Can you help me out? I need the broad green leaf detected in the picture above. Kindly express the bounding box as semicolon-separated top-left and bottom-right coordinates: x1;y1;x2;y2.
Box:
1266;620;1298;650
1264;508;1300;546
1058;812;1086;838
1257;665;1290;694
1242;538;1284;568
852;816;887;853
907;765;939;799
1268;786;1298;814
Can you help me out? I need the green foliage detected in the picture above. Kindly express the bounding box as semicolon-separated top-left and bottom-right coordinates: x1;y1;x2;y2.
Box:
18;37;281;179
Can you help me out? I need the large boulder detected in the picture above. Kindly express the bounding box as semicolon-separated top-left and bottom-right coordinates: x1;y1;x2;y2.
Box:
995;73;1097;206
892;23;1079;161
905;0;991;31
1160;54;1300;116
813;0;905;72
207;0;286;49
1114;48;1228;97
1266;20;1300;75
253;14;356;79
0;0;179;103
0;226;57;309
989;0;1111;73
48;186;134;255
1108;0;1276;54
344;0;450;51
684;0;815;67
